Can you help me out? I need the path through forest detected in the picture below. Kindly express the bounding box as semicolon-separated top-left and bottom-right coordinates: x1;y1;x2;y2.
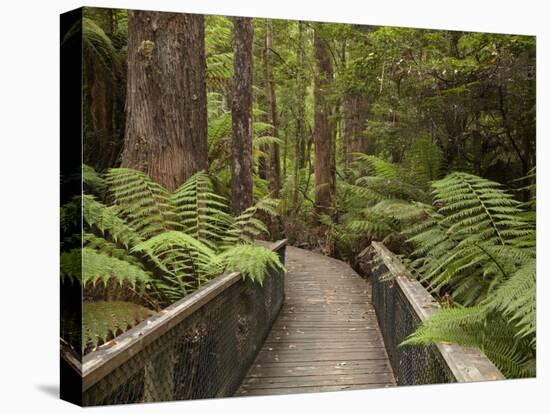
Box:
237;246;395;396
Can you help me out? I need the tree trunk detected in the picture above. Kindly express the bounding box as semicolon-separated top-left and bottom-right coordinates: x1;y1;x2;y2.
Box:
293;21;307;208
231;17;254;215
121;11;208;191
263;19;281;198
313;25;335;216
343;94;370;163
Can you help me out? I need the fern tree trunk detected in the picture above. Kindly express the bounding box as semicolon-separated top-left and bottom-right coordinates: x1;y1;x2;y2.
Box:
121;11;208;191
313;24;335;216
231;17;254;215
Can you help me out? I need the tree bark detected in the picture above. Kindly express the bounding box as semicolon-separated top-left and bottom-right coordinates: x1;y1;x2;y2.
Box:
263;19;281;198
313;25;335;216
343;94;370;163
121;11;208;191
293;21;307;207
231;17;254;214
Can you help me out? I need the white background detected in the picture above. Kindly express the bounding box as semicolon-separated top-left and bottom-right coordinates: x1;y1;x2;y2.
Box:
0;0;547;412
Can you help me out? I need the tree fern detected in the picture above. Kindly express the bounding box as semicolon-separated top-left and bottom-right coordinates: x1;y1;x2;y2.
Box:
62;166;282;353
353;154;401;179
403;139;443;184
402;307;535;378
400;172;536;378
432;173;529;244
81;248;152;288
209;244;286;285
223;198;278;245
83;163;106;194
356;176;429;203
83;301;155;353
106;168;175;238
132;231;217;300
83;194;143;248
171;171;232;250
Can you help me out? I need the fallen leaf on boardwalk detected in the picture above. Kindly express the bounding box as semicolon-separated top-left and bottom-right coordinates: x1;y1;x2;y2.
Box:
288;344;296;349
267;347;273;351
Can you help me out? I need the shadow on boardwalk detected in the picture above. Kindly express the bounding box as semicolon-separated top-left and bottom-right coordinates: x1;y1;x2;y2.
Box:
237;246;395;396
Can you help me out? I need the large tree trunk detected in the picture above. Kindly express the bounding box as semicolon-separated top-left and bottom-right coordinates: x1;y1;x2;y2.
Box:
313;25;335;216
263;19;281;198
343;94;370;164
121;11;208;191
231;17;254;215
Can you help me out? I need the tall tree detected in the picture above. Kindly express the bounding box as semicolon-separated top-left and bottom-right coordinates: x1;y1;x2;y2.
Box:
231;17;254;214
121;11;208;191
293;21;307;207
313;25;335;215
263;19;281;198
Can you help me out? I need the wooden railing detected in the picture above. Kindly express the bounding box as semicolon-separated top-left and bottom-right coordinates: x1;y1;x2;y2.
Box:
61;239;287;406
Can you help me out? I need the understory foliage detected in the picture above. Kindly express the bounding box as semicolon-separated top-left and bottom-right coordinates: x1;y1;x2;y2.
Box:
313;148;536;378
61;166;283;353
400;171;536;378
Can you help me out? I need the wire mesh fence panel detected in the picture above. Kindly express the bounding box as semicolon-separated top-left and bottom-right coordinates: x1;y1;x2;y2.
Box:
371;267;455;385
80;243;285;406
369;241;503;385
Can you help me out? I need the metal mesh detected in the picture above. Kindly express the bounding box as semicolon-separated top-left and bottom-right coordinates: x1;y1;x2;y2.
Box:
370;260;456;385
82;248;285;406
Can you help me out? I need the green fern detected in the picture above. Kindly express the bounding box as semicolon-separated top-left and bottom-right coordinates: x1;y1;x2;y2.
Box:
83;301;155;352
106;168;175;238
210;244;286;285
353;154;401;179
400;172;536;378
403;139;443;184
83;194;143;248
223;198;278;245
171;171;232;250
83;163;106;193
402;307;535;378
81;248;152;288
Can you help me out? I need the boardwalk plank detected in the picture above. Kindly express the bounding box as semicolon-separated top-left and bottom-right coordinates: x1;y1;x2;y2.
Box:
235;246;395;397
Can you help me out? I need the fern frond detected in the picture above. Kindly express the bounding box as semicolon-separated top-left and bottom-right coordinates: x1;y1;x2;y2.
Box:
132;231;216;298
210;244;286;285
353;154;400;179
402;307;534;378
83;194;143;248
223;198;278;245
83;301;155;353
356;176;429;202
83;164;106;194
485;259;536;343
81;248;152;288
106;168;174;238
171;171;232;250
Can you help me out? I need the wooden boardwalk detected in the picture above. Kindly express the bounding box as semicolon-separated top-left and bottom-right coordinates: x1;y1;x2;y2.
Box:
236;246;395;396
